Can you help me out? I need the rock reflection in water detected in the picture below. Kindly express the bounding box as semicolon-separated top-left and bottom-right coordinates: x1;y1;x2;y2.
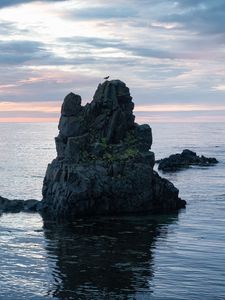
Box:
43;215;178;299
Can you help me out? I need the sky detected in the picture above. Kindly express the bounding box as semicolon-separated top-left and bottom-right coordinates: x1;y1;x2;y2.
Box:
0;0;225;122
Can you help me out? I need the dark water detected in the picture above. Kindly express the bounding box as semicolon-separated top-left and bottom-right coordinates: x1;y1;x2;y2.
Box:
0;122;225;299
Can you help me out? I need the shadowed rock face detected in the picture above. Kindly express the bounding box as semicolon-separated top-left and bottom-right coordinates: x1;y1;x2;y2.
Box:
41;80;185;219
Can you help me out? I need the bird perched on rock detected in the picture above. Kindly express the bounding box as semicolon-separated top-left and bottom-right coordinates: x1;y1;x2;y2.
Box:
104;76;110;80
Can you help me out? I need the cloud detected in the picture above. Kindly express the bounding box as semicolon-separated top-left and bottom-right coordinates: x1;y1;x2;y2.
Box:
60;36;175;60
0;64;102;103
0;39;99;66
0;40;53;65
0;0;225;121
212;85;225;91
60;36;123;49
0;0;67;8
61;1;225;62
0;21;18;34
67;4;137;20
157;0;225;36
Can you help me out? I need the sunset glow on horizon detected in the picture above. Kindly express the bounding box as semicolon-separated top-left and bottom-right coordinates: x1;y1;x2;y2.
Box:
0;101;225;123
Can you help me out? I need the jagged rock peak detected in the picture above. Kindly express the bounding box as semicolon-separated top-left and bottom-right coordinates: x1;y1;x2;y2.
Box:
56;80;142;160
61;92;82;116
93;79;133;106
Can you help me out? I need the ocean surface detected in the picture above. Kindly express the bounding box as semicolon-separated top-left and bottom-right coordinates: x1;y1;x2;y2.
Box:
0;122;225;300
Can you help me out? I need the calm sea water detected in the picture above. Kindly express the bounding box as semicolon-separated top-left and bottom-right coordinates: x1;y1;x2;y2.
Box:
0;122;225;300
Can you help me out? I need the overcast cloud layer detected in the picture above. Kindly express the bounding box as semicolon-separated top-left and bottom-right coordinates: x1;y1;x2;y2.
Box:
0;0;225;121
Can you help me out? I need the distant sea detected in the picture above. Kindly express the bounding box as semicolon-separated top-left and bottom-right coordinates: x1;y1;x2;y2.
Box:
0;122;225;300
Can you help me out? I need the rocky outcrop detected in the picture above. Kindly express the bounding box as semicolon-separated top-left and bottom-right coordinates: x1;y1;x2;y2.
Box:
0;196;40;214
157;149;218;172
41;80;185;219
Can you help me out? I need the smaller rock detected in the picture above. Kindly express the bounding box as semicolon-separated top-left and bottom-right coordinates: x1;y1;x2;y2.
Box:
157;149;218;172
0;196;40;214
5;200;24;213
23;199;40;212
181;149;196;157
0;196;9;211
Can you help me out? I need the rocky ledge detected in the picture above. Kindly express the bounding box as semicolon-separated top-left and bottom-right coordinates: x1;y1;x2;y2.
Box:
157;149;218;172
41;80;186;219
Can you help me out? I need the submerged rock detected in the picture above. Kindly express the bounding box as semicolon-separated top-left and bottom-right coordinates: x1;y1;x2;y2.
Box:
41;80;185;219
157;149;218;172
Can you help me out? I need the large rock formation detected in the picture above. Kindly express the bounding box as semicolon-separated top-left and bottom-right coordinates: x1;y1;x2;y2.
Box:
42;80;185;219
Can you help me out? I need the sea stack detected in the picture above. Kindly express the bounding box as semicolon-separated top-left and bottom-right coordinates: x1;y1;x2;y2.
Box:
42;80;185;218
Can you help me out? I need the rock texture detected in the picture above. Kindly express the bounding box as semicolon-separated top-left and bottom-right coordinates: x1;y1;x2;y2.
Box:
157;149;218;172
0;195;40;214
42;80;185;219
